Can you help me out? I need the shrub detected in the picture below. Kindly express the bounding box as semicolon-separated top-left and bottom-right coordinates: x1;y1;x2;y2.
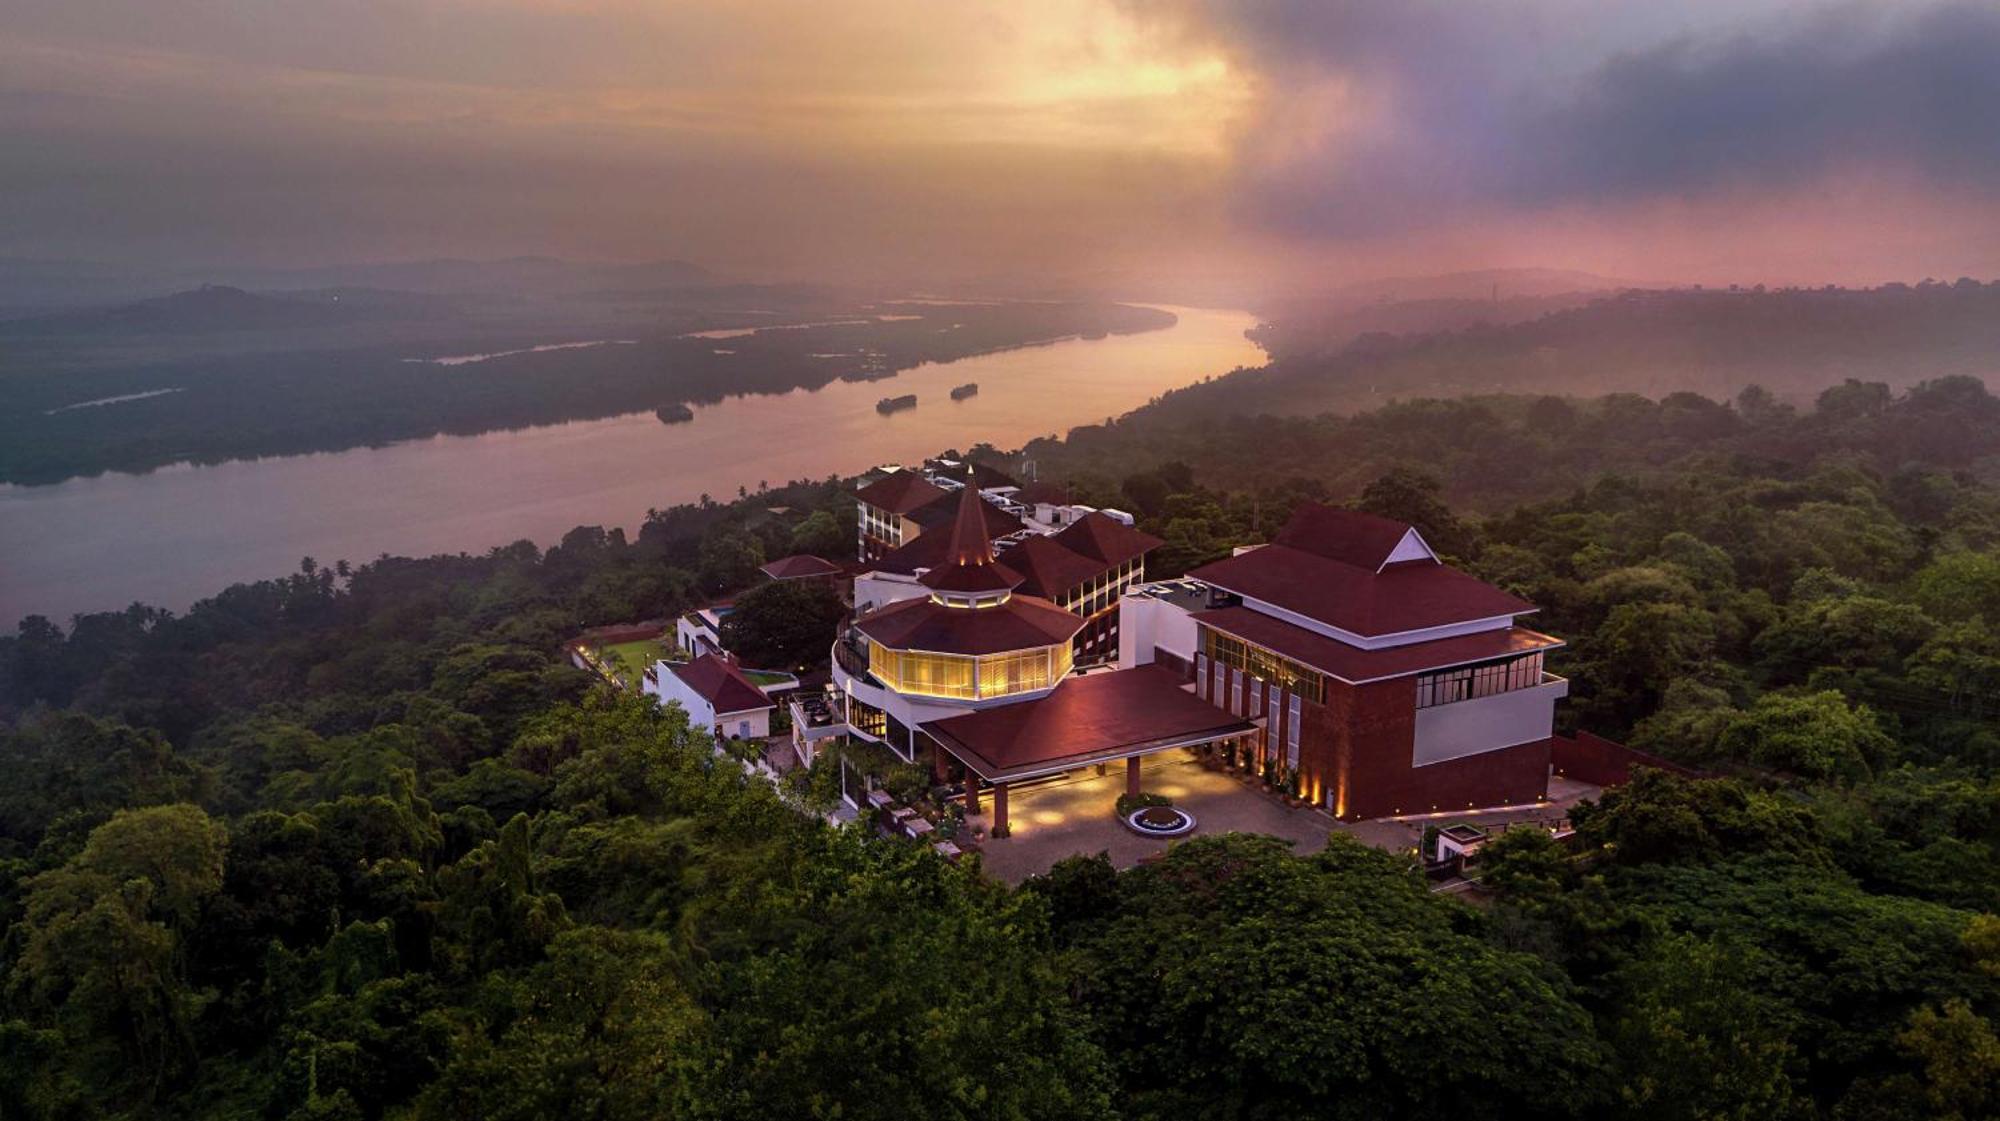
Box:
1116;791;1171;817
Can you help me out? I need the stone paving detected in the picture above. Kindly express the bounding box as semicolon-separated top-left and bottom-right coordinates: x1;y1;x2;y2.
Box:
966;751;1605;884
970;752;1333;883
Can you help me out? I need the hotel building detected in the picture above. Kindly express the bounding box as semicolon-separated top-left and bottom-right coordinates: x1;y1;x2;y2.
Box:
1119;504;1568;819
831;476;1573;833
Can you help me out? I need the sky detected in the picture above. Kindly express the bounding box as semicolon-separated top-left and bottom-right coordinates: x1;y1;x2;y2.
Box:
2;0;1997;294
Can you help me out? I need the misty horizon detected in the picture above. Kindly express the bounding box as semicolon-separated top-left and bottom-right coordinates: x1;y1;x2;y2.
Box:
5;1;1999;295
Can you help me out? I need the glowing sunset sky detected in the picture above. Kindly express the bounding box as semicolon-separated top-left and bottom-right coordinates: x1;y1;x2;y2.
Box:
3;0;1996;291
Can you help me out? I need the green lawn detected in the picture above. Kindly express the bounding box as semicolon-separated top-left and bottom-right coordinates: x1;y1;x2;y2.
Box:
592;638;794;691
598;639;671;683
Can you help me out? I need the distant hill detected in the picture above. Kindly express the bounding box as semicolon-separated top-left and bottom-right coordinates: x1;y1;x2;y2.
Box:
1245;268;1655;354
1323;267;1648;305
1249;292;1610;358
0;285;460;337
0;256;717;314
1147;280;2000;421
229;257;717;296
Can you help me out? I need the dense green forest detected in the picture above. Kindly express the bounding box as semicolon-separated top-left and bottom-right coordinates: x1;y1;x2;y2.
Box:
5;376;2000;1119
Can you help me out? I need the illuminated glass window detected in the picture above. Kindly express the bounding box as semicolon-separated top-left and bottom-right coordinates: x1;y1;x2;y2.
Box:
1052;642;1075;681
1199;627;1327;704
1414;651;1546;709
977;647;1056;699
848;696;887;738
896;650;976;699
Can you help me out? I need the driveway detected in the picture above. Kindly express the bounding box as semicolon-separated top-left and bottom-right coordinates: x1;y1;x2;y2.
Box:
969;752;1332;883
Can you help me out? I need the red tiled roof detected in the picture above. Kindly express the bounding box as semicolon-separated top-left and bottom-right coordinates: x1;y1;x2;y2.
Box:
920;480;1022;596
1051;512;1163;568
760;554;843;580
1271;504;1424;571
853;594;1083;655
872;502;1023;575
855;471;947;515
668;654;775;715
1189;546;1531;636
924;665;1258;781
906;490;1024;535
871;527;957;575
922;560;1024;595
997;534;1105;599
1191;606;1563;683
1187;506;1529;637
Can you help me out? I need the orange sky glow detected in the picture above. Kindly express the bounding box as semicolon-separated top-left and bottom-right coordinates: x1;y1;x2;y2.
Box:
1;0;1995;294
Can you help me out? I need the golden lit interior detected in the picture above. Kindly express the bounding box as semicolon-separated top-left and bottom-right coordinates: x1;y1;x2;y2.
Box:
870;639;1070;700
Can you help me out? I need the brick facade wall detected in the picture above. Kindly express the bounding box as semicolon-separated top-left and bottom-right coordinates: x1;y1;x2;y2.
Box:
1550;730;1702;786
1195;648;1553;820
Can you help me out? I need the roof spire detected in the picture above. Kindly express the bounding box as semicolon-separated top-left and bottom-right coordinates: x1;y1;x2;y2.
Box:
920;465;1021;597
945;465;994;567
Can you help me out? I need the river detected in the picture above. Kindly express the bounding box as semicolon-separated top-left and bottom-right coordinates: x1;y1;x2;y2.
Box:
0;305;1262;625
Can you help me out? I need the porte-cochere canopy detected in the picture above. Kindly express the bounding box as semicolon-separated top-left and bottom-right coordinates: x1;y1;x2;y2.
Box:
923;664;1257;784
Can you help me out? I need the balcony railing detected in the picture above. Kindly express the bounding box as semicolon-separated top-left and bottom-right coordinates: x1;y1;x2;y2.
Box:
833;636;871;679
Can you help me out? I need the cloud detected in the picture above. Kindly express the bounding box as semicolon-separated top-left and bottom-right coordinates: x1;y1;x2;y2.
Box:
1522;4;2000;200
1144;0;2000;240
0;0;1992;286
0;0;1254;279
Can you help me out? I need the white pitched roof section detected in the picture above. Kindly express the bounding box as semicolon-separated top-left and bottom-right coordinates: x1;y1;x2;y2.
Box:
1378;527;1438;570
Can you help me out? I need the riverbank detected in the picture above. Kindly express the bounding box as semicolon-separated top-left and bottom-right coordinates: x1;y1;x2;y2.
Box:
0;301;1173;487
0;305;1263;625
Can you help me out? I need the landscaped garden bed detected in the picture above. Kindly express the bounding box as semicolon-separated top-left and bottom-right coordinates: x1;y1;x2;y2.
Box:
1117;792;1196;837
1124;804;1197;837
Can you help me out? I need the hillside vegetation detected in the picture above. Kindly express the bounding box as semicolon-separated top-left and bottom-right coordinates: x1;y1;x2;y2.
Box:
4;379;2000;1119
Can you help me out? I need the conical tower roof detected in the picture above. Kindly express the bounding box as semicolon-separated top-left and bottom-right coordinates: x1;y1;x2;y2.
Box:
920;475;1021;597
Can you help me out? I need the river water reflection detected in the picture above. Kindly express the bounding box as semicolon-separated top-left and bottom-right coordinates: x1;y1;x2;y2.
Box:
0;306;1261;624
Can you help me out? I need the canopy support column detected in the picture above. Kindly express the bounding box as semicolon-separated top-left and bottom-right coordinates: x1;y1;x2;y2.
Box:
992;782;1010;838
1127;756;1143;797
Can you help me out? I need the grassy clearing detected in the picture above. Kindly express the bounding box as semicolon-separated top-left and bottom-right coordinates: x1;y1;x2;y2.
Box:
598;638;671;683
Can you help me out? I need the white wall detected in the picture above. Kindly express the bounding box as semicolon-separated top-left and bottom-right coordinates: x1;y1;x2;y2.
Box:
1411;676;1568;767
646;663;718;729
1118;593;1199;669
1380;528;1437;567
645;663;772;740
715;707;771;740
853;571;927;614
676;616;721;657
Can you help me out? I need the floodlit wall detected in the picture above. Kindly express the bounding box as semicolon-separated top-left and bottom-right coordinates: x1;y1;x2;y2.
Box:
1411;676;1567;766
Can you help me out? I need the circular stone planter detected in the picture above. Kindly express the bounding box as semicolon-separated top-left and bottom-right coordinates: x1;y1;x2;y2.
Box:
1124;805;1197;838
